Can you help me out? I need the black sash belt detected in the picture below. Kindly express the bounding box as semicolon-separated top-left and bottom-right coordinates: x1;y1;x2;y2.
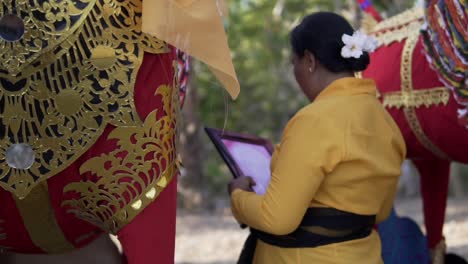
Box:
237;208;376;263
253;207;375;248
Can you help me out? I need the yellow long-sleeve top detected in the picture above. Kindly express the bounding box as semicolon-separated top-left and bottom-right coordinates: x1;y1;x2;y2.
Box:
231;77;406;264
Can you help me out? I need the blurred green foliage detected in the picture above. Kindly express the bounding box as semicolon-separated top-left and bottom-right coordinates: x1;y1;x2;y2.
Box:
189;0;416;197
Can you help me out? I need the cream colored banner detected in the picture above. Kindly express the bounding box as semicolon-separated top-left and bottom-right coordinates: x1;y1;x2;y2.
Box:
142;0;240;99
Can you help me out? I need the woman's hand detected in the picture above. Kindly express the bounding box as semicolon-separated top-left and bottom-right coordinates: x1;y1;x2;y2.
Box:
228;176;256;195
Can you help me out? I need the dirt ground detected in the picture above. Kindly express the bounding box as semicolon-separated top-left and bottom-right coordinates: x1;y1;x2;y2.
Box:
175;198;468;264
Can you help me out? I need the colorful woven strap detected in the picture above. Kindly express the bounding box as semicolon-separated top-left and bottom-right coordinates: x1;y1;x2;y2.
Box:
357;0;383;22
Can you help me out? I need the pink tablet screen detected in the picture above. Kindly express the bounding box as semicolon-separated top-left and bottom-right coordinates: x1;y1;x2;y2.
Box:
222;139;271;195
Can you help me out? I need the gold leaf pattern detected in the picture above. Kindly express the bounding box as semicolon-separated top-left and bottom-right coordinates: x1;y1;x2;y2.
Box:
0;1;96;74
383;87;450;108
0;0;169;198
62;84;180;234
370;7;425;47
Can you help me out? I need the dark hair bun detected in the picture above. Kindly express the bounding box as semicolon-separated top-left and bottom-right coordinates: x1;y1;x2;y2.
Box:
347;53;370;72
291;12;371;73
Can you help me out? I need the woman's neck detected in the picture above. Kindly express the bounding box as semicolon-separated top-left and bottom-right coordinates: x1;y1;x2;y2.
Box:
320;71;354;90
307;71;354;101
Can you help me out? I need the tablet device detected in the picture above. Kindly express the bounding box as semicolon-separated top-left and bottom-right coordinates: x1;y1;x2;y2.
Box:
205;127;274;195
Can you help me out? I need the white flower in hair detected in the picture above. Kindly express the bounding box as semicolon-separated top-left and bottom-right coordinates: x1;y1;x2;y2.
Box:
341;31;365;59
341;30;378;59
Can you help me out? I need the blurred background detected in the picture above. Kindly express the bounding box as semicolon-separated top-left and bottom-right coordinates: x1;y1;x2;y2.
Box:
175;0;468;263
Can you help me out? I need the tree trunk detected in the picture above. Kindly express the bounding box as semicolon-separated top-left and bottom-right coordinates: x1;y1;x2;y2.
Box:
178;69;205;210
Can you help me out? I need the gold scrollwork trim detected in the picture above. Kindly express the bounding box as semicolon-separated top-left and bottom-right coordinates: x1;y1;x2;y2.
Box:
0;1;97;74
63;83;180;234
113;163;178;233
0;0;169;199
373;7;425;32
383;87;450;108
371;7;425;47
400;35;450;160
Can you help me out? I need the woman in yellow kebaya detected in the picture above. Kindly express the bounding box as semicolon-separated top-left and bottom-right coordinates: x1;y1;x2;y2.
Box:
228;12;406;264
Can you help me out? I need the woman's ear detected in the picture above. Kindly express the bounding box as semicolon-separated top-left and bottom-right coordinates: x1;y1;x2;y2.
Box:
304;50;316;73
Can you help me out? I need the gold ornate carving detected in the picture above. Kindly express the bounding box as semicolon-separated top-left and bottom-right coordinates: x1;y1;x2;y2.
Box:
383;87;450;108
0;1;96;74
0;1;169;198
400;35;450;160
63;84;179;234
370;7;425;47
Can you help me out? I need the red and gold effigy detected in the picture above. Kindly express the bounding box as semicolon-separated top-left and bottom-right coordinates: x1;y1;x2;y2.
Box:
362;4;468;263
0;1;238;263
